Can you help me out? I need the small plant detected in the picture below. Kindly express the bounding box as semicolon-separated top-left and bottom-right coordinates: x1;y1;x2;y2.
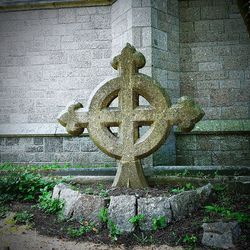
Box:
67;221;97;238
0;204;8;218
107;220;121;241
98;207;121;241
98;207;109;223
0;172;56;202
171;183;195;194
38;188;64;214
205;204;250;223
171;187;185;193
183;234;198;246
99;189;109;197
129;214;145;226
84;187;94;195
185;182;194;190
133;232;154;245
152;216;167;231
213;184;226;192
14;211;33;225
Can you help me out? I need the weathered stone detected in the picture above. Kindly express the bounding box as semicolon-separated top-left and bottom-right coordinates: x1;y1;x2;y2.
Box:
202;221;241;249
108;195;136;233
58;43;204;188
169;190;199;221
72;195;108;225
196;183;212;203
52;183;81;217
138;197;172;231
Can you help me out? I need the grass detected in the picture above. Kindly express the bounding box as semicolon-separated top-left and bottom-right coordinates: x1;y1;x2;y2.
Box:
0;163;113;172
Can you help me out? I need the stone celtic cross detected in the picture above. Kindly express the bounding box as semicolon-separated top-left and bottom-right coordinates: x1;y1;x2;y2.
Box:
58;43;204;188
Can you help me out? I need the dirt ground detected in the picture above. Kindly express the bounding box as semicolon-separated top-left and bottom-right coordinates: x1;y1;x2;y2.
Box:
0;183;249;250
0;213;183;250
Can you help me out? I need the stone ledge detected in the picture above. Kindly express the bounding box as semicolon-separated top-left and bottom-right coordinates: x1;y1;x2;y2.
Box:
1;120;249;137
0;123;88;137
175;119;250;134
0;0;115;12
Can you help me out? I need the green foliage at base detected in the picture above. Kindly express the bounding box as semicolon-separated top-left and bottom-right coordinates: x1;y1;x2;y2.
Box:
0;163;112;172
38;188;64;214
205;204;250;223
183;234;198;246
152;216;167;231
67;221;97;238
129;214;145;226
14;211;33;225
98;207;121;241
0;172;56;202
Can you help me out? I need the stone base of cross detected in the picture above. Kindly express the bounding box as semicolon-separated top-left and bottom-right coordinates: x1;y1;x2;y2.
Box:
58;43;204;188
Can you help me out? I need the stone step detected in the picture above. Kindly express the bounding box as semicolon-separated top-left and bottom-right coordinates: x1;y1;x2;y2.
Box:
41;165;250;177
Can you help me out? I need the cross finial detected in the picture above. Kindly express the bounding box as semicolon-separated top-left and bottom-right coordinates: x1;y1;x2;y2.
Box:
111;43;146;76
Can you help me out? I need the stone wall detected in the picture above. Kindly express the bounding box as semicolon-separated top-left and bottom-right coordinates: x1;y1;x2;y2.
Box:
177;0;250;166
179;0;249;120
0;0;249;167
0;5;113;124
151;0;179;165
0;136;115;166
176;133;249;166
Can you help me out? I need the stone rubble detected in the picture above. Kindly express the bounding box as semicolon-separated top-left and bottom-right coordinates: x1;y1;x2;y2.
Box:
202;221;241;249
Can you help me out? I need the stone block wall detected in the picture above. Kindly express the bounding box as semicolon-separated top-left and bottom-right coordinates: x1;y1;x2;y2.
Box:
177;0;250;166
0;136;116;166
151;0;180;165
0;0;249;167
0;5;114;124
179;0;249;120
176;133;249;166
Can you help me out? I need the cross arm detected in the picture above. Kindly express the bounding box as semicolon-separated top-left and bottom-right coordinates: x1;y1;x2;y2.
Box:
166;96;205;132
57;102;89;136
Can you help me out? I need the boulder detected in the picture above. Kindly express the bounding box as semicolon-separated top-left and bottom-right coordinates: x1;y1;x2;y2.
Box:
196;183;212;203
138;197;172;231
52;183;81;217
72;194;108;225
202;221;241;249
108;195;136;233
169;190;198;221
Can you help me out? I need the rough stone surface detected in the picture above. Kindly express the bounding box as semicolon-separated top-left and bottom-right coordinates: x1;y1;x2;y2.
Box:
138;197;172;231
72;195;108;225
202;221;241;249
58;43;204;188
169;190;198;221
108;195;136;233
176;133;250;166
52;183;81;217
52;184;108;224
196;183;212;200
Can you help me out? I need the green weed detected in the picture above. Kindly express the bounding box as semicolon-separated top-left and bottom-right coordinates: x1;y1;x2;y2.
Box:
98;207;121;241
183;234;198;245
67;221;97;238
38;188;64;214
14;211;33;225
205;204;250;223
129;214;145;226
133;232;154;245
0;172;56;202
152;216;167;231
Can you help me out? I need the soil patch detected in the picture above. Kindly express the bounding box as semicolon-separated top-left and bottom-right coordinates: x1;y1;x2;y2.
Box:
72;182;193;197
2;183;249;249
